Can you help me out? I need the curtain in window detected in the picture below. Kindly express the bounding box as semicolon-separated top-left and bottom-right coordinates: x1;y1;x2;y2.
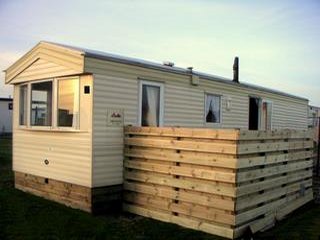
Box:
142;85;160;126
206;95;220;123
262;102;272;130
266;102;272;130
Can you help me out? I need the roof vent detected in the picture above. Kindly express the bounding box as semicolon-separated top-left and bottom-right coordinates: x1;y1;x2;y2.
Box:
163;61;175;67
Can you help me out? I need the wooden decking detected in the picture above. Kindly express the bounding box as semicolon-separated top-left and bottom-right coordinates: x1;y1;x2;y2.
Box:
123;126;313;239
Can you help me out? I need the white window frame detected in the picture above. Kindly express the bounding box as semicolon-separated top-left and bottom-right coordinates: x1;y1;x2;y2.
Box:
18;77;80;131
204;93;222;125
56;76;80;130
138;80;164;127
261;99;273;130
18;84;29;127
29;79;54;130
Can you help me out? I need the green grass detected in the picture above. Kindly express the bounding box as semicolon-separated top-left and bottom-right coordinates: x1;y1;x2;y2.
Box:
1;137;320;240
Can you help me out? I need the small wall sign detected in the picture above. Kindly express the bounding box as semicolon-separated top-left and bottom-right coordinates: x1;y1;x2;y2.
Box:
107;108;124;126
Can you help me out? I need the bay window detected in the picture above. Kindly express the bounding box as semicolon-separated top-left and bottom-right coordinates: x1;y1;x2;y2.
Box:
18;77;80;129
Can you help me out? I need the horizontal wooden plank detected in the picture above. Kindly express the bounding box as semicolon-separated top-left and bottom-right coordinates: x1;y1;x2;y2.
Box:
237;159;313;182
276;190;313;220
124;192;235;225
238;140;313;154
16;184;92;212
238;129;313;140
124;181;235;211
125;137;237;154
236;169;312;197
235;189;312;225
125;148;238;169
237;150;314;169
234;213;275;238
234;189;313;237
124;170;236;197
125;126;239;140
123;203;234;239
236;179;312;211
124;160;236;183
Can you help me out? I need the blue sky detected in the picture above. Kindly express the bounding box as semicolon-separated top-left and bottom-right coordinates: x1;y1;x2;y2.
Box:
1;0;319;105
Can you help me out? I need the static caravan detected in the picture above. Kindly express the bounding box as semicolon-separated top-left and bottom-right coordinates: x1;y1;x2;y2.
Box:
4;41;309;212
0;97;13;135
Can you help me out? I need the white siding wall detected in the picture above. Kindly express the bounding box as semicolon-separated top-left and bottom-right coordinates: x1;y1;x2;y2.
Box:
0;100;13;133
86;57;308;187
12;75;93;187
92;74;138;186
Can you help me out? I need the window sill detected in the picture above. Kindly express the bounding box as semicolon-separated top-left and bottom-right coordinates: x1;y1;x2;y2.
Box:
18;126;86;133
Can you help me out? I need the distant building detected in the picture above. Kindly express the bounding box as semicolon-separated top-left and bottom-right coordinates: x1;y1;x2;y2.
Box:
0;97;13;135
308;105;320;128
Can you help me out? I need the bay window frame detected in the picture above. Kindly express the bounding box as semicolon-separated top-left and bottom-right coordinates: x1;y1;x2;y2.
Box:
18;76;80;131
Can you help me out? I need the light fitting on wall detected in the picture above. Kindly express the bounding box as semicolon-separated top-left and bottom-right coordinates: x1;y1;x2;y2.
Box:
226;97;232;110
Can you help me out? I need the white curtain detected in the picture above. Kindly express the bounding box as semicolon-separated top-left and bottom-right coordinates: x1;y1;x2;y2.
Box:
206;95;220;123
266;102;272;130
146;86;160;126
142;85;160;126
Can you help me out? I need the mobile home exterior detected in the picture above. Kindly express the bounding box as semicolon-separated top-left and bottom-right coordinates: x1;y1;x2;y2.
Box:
4;41;309;212
0;97;13;135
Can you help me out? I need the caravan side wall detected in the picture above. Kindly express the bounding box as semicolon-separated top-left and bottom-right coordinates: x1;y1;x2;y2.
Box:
12;75;93;187
85;57;308;188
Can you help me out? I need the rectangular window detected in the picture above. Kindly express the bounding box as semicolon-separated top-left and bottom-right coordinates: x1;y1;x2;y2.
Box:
205;94;221;123
19;85;28;125
249;97;261;130
140;82;163;127
31;81;52;126
262;101;272;130
57;78;79;127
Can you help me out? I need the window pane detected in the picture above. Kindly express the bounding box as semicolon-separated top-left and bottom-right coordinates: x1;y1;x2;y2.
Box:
19;85;28;125
141;85;160;127
58;78;79;127
205;94;221;123
262;102;272;130
31;81;52;126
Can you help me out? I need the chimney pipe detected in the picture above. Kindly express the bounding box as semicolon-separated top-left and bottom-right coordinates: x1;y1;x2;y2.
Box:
233;57;239;83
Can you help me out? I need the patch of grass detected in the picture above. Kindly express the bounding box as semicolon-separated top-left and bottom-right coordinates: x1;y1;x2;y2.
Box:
1;137;320;240
0;137;219;240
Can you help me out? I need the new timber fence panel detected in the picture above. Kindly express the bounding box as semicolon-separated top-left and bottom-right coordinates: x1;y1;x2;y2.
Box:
123;126;313;239
234;129;313;236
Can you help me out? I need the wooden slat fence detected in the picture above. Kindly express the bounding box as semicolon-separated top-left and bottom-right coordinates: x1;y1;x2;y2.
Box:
123;126;313;239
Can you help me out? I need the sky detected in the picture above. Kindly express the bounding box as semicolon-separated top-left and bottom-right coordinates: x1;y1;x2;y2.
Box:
0;0;319;105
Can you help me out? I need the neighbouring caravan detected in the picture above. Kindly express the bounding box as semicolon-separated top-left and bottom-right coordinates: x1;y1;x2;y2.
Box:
4;41;309;212
0;97;13;135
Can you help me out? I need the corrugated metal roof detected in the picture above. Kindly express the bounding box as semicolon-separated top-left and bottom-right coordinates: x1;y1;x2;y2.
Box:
42;41;308;101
